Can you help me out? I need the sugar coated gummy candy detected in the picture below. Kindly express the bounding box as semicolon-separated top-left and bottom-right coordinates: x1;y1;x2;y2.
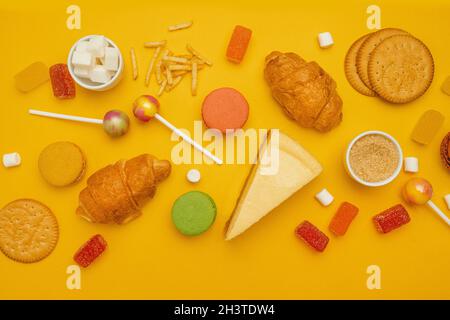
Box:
73;234;107;268
49;63;76;99
441;76;450;96
411;110;444;145
373;204;410;234
14;62;49;93
295;220;329;252
329;202;359;236
226;25;252;64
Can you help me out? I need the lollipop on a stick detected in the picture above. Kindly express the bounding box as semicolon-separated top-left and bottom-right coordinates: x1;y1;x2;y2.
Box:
402;178;450;226
29;109;129;137
132;95;223;165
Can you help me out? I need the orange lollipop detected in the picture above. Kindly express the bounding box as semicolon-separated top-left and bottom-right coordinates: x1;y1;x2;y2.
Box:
402;178;450;226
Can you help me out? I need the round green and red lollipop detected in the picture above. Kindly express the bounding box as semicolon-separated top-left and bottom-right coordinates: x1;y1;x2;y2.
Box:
132;95;160;122
29;108;130;138
402;178;450;226
102;110;130;137
132;95;222;164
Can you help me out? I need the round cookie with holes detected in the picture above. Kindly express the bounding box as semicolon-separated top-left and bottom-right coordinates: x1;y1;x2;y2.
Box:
345;34;376;97
0;199;59;263
368;34;434;104
356;28;408;90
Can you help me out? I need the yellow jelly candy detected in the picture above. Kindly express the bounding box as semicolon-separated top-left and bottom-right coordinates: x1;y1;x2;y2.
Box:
442;76;450;96
14;62;49;93
411;110;445;145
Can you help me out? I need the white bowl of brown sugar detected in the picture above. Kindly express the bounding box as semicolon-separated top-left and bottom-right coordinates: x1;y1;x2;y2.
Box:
345;131;403;187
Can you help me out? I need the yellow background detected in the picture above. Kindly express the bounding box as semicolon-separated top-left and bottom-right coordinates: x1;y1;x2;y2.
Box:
0;0;449;299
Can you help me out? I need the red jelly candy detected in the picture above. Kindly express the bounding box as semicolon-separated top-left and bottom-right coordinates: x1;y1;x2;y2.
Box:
73;234;107;268
329;202;359;236
295;220;329;252
373;204;410;234
49;63;76;99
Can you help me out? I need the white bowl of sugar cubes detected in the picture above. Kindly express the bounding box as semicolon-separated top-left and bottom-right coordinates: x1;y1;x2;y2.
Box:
68;35;123;91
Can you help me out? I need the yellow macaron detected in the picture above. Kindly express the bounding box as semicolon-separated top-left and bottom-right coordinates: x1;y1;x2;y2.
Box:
38;141;86;187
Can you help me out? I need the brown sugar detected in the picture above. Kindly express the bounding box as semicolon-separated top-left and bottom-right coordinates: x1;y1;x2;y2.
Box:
349;134;399;183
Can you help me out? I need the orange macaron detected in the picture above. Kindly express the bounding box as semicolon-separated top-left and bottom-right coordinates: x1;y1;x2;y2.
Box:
201;87;249;133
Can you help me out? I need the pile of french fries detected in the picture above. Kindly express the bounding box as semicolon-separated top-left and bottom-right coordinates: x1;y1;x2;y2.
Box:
130;40;212;97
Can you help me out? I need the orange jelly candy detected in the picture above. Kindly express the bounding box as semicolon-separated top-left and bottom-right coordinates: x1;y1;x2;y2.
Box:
226;25;252;64
49;63;76;99
329;202;359;236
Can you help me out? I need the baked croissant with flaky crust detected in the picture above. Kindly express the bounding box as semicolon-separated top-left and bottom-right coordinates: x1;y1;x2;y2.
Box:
77;154;171;224
264;51;343;132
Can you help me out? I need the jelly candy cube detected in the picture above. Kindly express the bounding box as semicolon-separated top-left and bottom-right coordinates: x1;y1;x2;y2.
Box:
73;234;107;268
14;62;49;93
226;25;252;64
411;110;444;145
295;220;329;252
373;204;410;234
49;63;76;99
329;202;359;236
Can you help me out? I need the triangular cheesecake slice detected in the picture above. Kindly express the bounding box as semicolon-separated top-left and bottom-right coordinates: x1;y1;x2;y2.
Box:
225;130;322;240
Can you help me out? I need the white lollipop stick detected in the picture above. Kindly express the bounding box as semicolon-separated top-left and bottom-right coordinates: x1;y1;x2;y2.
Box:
154;113;223;165
427;200;450;226
29;109;103;124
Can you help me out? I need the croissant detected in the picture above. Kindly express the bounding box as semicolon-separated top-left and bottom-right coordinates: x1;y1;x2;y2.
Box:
77;154;171;224
264;51;343;132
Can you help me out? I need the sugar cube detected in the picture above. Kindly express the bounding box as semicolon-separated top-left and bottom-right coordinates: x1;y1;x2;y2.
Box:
72;51;93;68
88;36;107;58
318;32;334;48
315;188;334;206
404;157;419;173
75;40;89;53
90;65;112;83
2;152;21;168
74;66;90;79
104;47;119;71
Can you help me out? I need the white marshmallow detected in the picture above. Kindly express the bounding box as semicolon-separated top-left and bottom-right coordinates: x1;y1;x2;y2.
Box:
104;47;119;71
404;157;419;173
74;66;91;79
445;194;450;210
3;152;21;168
87;36;107;58
89;65;112;83
72;51;93;68
315;188;334;206
186;169;201;183
75;40;89;53
318;32;334;48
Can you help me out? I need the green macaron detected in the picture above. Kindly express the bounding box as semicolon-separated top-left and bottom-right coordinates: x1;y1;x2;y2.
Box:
171;191;217;236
